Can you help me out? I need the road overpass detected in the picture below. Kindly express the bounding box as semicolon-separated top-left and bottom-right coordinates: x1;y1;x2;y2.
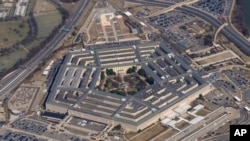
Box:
179;5;250;55
129;0;250;56
214;23;228;45
148;0;199;17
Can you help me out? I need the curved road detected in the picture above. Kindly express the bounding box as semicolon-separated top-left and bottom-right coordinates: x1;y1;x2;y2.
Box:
129;0;250;55
180;5;250;56
0;0;90;96
1;0;250;97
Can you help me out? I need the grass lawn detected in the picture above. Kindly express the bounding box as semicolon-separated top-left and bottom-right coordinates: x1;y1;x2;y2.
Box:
0;49;28;72
24;11;62;50
34;11;62;39
0;20;29;48
0;10;62;72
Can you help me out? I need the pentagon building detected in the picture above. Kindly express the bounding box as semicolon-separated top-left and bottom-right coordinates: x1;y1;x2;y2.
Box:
46;42;213;132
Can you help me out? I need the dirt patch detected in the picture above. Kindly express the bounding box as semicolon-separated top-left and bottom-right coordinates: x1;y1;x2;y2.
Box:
175;121;190;130
154;128;178;141
107;0;124;8
195;109;210;117
196;51;235;65
129;123;166;141
182;113;196;121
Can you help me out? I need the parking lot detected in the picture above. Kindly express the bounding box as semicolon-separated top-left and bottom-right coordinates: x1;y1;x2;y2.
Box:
148;10;215;52
223;69;250;90
149;11;194;30
193;0;225;17
11;119;47;135
0;131;46;141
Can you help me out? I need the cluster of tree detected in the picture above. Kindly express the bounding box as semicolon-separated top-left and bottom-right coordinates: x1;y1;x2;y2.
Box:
203;34;213;46
126;66;137;74
110;90;125;96
203;65;216;71
106;68;116;76
137;68;146;77
198;94;205;101
113;124;122;130
25;1;69;58
179;25;187;30
242;29;249;37
20;13;38;46
0;14;37;56
146;76;154;85
100;71;105;80
137;68;154;85
0;1;69;77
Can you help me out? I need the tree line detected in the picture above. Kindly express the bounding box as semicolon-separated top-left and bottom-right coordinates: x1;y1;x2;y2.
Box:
0;1;69;78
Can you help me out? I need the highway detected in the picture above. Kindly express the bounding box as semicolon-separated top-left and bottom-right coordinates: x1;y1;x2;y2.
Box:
1;0;250;97
179;5;250;56
128;0;250;56
203;133;229;141
0;0;90;97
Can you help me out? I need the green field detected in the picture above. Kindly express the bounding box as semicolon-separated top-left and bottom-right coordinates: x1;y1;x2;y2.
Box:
35;11;62;39
0;11;62;73
0;20;29;48
0;49;28;72
25;11;62;50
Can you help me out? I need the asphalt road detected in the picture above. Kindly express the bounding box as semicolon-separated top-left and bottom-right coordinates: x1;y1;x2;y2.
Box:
129;0;250;55
181;5;250;55
203;133;229;141
0;0;90;97
1;0;250;98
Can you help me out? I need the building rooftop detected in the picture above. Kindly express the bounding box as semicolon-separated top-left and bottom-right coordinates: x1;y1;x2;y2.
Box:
46;42;207;128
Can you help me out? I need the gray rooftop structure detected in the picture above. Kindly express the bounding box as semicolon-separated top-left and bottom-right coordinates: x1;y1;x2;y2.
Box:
46;42;208;131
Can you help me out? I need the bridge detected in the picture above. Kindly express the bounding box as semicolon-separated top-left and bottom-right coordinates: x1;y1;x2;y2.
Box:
213;23;228;45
